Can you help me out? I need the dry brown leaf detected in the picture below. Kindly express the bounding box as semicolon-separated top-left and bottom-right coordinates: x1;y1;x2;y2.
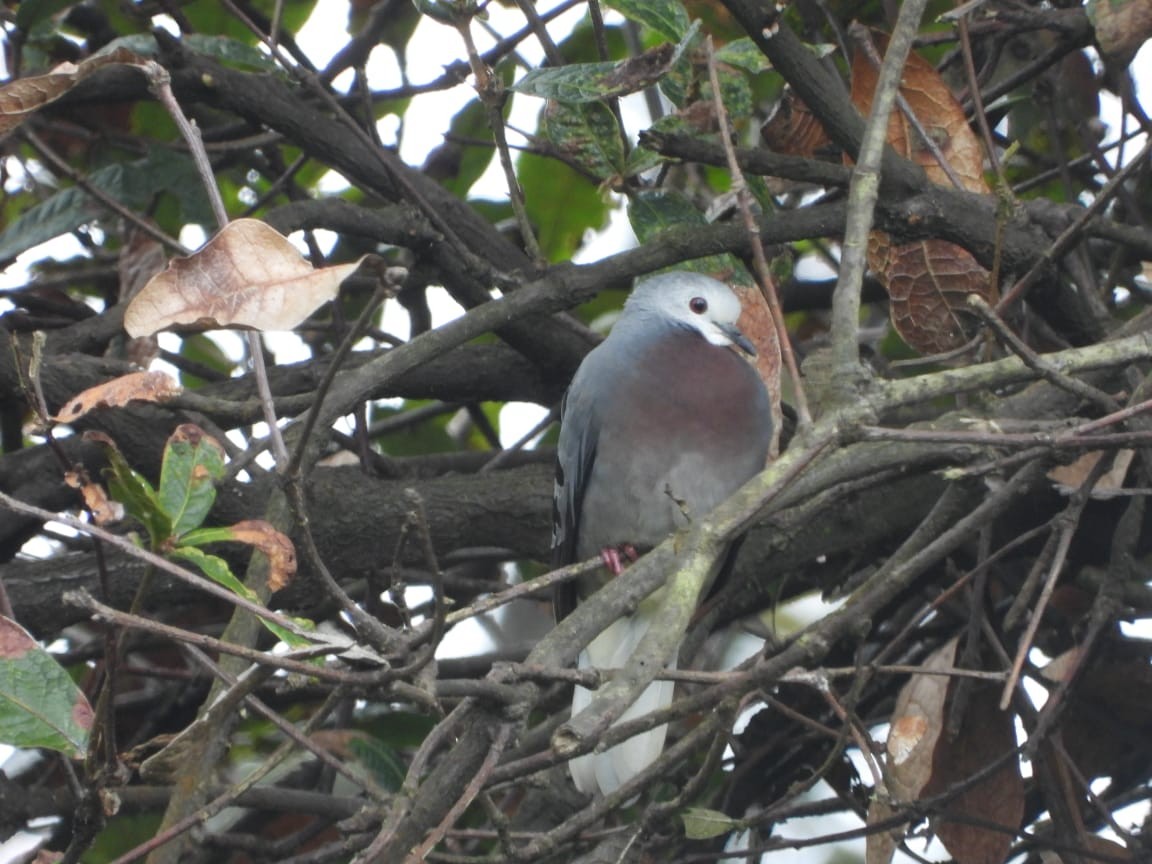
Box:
1039;835;1133;864
870;235;992;356
761;89;832;158
1042;647;1152;782
921;684;1023;864
1048;449;1135;498
120;228;170;368
852;36;997;355
123;219;375;337
735;284;783;457
886;637;957;801
865;797;901;864
64;470;124;525
1090;0;1152;73
0;48;149;136
227;519;297;591
53;371;182;423
851;36;987;192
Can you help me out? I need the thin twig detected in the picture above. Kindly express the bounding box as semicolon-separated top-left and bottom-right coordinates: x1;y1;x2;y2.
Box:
454;15;544;264
705;37;811;428
851;27;965;190
1000;453;1111;708
22;128;186;254
403;724;514;863
967;295;1120;412
998;134;1152;311
829;0;931;386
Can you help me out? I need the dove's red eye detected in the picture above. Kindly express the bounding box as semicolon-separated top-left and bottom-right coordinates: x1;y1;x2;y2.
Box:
689;297;708;314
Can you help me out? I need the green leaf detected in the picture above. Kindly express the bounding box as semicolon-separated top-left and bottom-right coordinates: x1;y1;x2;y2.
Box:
538;101;625;183
346;734;407;792
605;0;691;42
511;21;699;103
169;545;314;648
259;615;317;651
628;189;751;286
157;425;226;538
627;113;693;176
682;807;738;840
518;151;610;262
99;34;278;71
0;148;206;262
169;546;258;603
14;0;74;29
98;441;172;548
0;616;93;757
176;334;236;389
714;37;775;74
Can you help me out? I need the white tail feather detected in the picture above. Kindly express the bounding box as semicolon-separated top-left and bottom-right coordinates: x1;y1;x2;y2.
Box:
569;614;677;796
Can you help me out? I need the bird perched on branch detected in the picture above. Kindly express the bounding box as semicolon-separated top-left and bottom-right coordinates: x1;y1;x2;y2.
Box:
552;270;773;796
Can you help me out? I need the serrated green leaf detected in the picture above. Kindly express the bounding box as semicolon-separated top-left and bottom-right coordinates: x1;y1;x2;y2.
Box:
158;426;226;537
511;21;699;103
539;101;625;182
682;807;738;839
605;0;691;42
629;188;704;242
0;616;93;757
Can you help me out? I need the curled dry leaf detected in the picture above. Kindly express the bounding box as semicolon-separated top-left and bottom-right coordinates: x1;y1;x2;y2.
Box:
761;89;832;159
852;37;997;355
123;219;377;337
226;519;297;592
52;370;182;423
64;470;124;525
0;48;150;136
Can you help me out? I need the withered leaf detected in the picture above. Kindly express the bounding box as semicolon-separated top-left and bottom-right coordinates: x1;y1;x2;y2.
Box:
852;36;997;355
53;371;182;423
124;219;376;337
735;285;783;457
64;470;124;526
1090;0;1152;73
761;89;832;159
226;519;297;592
886;636;957;801
921;684;1023;864
851;36;987;192
870;236;991;356
0;48;150;136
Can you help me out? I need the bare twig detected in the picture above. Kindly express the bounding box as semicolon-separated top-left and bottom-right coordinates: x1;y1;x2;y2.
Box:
704;37;811;428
